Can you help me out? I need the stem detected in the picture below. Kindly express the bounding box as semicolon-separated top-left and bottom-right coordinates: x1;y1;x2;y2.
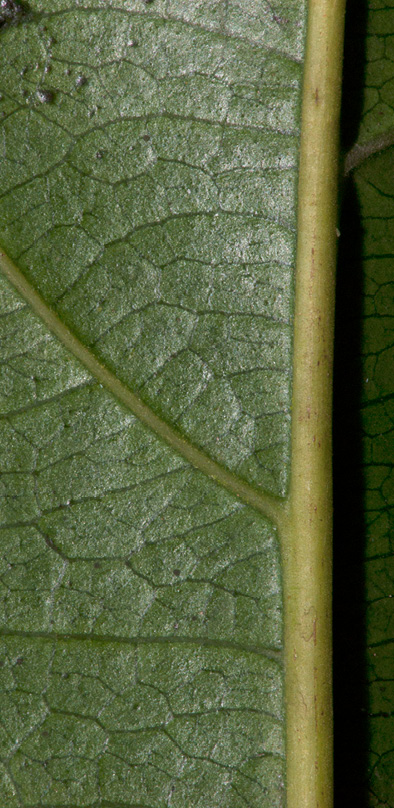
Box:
282;1;345;806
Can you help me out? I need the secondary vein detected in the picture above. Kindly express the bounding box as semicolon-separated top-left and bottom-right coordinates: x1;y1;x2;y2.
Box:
0;248;287;531
0;628;283;663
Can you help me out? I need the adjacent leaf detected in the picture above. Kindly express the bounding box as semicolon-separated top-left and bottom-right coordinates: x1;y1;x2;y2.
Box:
342;0;394;802
360;158;394;805
0;1;307;804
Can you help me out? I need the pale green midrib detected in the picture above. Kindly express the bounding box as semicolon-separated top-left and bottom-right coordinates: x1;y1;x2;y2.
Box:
0;628;283;663
0;249;288;530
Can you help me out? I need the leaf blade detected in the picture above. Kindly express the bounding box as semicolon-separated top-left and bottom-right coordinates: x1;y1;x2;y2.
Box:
0;1;310;803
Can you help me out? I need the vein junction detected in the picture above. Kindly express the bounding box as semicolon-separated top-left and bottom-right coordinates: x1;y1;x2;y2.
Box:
0;249;287;530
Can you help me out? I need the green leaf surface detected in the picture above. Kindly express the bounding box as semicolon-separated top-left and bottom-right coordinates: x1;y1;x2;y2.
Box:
347;0;394;803
0;2;307;804
358;156;394;805
359;0;394;144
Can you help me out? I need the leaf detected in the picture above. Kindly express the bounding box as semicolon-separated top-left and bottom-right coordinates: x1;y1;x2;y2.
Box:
358;132;394;804
0;2;313;805
339;0;394;803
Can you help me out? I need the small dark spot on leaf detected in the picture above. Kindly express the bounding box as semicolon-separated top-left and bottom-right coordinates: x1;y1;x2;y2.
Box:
41;729;49;737
173;568;180;576
142;134;150;142
191;615;198;622
76;74;87;88
273;14;289;24
94;561;101;569
36;88;54;104
15;657;24;665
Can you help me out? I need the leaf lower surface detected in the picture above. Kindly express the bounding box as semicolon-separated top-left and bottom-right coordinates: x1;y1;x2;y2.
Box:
0;2;306;805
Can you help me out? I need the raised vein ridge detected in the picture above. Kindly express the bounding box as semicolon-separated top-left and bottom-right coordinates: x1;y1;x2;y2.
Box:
0;248;286;530
0;628;283;663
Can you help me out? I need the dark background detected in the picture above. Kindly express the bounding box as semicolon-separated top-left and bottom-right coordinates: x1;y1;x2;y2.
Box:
333;0;370;802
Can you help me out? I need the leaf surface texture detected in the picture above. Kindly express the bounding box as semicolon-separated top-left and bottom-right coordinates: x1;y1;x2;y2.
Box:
0;1;306;805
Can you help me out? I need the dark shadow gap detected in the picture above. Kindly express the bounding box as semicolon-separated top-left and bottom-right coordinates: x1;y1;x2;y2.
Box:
333;0;369;797
333;176;369;806
339;0;368;154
